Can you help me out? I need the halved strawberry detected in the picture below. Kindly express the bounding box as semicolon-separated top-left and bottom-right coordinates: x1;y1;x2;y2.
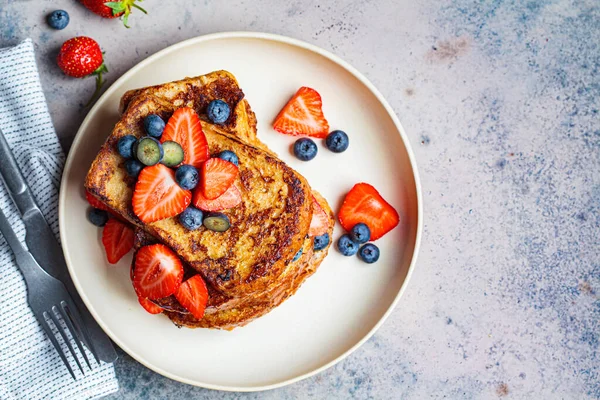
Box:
133;164;192;223
86;191;109;211
102;219;134;264
138;297;163;315
273;87;329;138
133;244;184;300
309;196;329;236
338;183;400;241
161;107;209;168
200;158;239;200
174;275;209;320
193;184;242;211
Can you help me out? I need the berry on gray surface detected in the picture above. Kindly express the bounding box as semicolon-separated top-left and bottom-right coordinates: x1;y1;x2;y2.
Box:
325;130;349;153
47;10;69;30
179;207;204;230
293;138;318;161
337;234;359;256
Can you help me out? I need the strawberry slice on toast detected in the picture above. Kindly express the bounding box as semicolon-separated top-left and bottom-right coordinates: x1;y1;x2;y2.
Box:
161;107;209;168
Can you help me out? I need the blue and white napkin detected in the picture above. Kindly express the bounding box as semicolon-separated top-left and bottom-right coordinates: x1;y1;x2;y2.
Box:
0;39;118;399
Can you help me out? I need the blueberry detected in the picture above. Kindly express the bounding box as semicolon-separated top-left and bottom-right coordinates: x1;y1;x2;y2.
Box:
313;233;330;251
125;159;144;178
175;165;199;190
325;130;349;153
47;10;69;30
203;212;230;232
143;114;165;138
136;137;164;166
358;243;380;264
117;135;137;159
88;208;108;227
161;141;184;167
293;138;318;161
217;150;239;166
337;234;359;256
292;248;303;262
206;100;231;124
179;207;204;230
350;223;371;244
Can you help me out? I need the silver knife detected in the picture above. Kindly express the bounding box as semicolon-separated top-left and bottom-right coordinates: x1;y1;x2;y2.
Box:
0;129;117;363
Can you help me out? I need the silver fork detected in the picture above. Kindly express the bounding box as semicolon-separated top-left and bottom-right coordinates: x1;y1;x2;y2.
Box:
0;206;93;379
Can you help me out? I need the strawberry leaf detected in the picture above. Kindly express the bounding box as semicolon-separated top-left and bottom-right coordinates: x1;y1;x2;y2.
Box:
105;2;126;13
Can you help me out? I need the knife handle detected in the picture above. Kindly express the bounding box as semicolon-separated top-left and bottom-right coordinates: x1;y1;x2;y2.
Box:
0;129;40;216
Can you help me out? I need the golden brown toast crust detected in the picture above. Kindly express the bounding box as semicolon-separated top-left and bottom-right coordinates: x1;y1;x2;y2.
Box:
86;93;313;299
134;191;334;330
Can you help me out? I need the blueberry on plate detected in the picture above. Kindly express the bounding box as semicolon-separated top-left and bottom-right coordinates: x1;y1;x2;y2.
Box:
175;165;199;190
292;248;303;262
203;212;230;232
207;100;231;124
117;135;137;159
337;234;359;256
217;150;239;166
325;130;349;153
47;10;69;30
358;243;380;264
179;207;203;231
350;223;371;244
88;208;108;227
143;114;165;138
293;138;318;161
125;159;144;178
136;137;164;166
313;233;330;251
162;141;184;167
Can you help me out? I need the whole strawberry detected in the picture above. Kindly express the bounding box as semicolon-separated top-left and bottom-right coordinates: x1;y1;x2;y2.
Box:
81;0;147;27
57;37;108;106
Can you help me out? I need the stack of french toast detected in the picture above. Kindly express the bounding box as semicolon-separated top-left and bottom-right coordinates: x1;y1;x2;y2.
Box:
85;71;334;330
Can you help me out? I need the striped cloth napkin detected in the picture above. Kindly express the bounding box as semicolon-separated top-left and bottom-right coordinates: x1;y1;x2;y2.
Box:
0;39;118;399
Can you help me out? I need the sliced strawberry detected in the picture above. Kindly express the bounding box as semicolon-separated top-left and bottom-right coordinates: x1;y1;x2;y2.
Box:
102;219;134;264
161;107;209;168
138;297;163;315
338;183;400;241
273;86;329;138
174;275;209;320
309;196;329;236
193;184;242;211
86;191;109;211
200;158;239;200
133;164;192;223
133;244;184;300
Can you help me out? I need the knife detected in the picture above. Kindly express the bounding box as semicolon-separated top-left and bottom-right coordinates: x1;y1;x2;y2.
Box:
0;129;117;363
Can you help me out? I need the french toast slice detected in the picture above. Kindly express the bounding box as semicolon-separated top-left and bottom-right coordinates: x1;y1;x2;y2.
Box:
86;93;313;299
134;191;334;330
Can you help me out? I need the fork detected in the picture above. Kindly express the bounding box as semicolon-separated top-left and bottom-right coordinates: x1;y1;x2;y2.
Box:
0;206;94;379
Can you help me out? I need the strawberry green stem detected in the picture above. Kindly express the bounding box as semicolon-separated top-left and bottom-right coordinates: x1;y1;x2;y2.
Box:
84;63;108;108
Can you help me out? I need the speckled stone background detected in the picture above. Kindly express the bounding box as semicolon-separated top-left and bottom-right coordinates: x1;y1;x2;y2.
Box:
1;0;599;398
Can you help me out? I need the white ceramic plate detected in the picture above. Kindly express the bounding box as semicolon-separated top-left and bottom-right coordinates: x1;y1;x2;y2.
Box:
59;32;422;391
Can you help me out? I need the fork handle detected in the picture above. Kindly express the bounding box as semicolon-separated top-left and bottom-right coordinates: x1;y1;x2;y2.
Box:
0;206;44;284
0;129;39;217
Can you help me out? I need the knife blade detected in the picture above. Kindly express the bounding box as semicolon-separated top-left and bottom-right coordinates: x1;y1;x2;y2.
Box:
0;129;117;363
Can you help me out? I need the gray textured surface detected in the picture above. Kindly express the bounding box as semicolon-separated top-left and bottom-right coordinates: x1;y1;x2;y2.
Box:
2;0;599;398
